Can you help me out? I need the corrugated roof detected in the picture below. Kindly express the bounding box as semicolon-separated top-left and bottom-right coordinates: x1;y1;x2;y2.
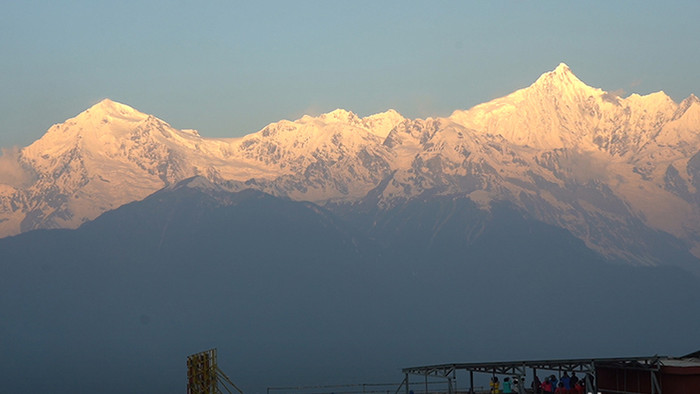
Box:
661;357;700;367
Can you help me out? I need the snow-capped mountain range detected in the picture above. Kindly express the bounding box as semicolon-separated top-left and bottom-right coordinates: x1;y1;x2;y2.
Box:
3;63;700;265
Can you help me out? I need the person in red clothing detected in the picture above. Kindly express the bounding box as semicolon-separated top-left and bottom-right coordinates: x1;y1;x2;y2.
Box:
540;377;553;394
573;380;584;394
554;382;567;394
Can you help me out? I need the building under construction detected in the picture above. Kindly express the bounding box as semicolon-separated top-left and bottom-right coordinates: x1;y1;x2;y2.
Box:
187;349;243;394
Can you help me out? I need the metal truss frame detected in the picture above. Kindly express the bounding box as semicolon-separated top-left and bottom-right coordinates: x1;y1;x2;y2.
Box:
401;356;665;394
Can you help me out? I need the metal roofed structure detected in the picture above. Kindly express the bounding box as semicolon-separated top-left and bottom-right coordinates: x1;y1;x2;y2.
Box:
400;355;670;394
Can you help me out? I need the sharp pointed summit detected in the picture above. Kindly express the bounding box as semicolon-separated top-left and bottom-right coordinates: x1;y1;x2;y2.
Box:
678;93;700;111
554;62;572;74
531;62;593;93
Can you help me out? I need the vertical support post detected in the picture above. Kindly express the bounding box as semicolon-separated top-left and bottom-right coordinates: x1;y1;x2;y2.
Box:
447;376;453;394
586;374;593;394
470;370;474;394
592;361;598;394
533;368;538;394
405;373;410;394
425;374;428;394
517;365;526;394
650;370;662;394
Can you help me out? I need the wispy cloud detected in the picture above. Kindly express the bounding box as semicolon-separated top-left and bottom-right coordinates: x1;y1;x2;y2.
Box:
601;90;624;105
0;147;36;187
609;88;626;97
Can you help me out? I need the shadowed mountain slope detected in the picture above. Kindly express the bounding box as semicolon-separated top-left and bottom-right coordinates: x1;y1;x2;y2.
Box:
2;178;700;393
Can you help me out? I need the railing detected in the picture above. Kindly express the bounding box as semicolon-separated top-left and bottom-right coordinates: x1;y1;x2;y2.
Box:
267;382;400;394
266;382;490;394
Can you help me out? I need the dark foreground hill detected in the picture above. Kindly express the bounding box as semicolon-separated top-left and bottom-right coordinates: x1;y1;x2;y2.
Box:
2;178;699;393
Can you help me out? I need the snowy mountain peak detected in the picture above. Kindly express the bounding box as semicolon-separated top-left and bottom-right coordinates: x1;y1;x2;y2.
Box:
447;63;682;154
363;108;404;122
288;108;404;139
362;109;406;138
81;99;148;122
671;94;700;120
21;98;161;163
376;109;400;116
532;62;591;93
318;108;360;124
681;93;700;107
626;91;675;112
554;62;572;74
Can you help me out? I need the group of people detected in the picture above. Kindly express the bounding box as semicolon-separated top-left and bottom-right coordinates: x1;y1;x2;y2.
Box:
489;376;521;393
489;371;588;394
538;372;587;394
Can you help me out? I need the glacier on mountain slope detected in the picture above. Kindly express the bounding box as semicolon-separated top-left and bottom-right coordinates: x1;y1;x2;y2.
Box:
2;64;700;266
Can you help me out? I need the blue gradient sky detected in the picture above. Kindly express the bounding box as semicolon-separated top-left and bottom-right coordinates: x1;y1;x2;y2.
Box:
2;1;699;148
